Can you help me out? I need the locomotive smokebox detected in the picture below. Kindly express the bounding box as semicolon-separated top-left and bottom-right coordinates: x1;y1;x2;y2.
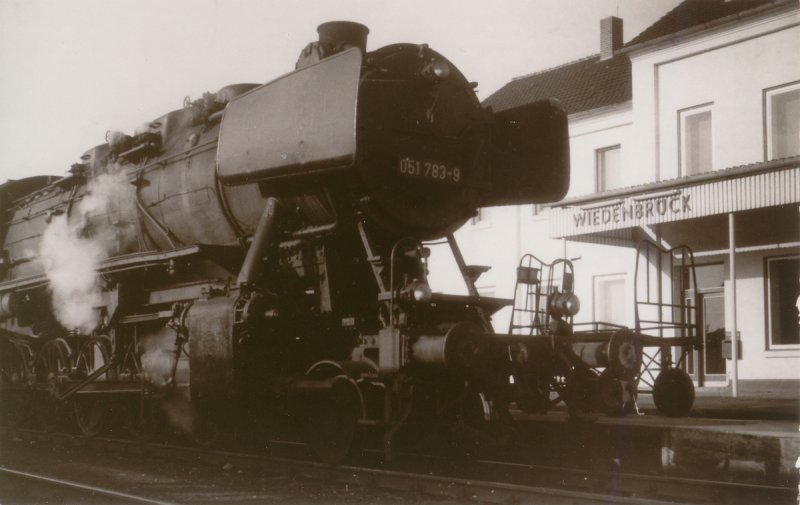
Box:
317;21;369;54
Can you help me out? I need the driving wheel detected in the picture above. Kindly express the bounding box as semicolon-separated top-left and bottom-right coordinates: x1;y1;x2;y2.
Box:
72;337;114;436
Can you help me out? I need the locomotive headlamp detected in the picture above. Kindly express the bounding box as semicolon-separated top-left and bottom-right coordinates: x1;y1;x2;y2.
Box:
421;60;451;81
412;280;433;303
551;292;580;317
401;279;432;303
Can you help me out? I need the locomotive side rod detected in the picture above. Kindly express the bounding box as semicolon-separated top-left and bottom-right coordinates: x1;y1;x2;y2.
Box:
55;356;117;402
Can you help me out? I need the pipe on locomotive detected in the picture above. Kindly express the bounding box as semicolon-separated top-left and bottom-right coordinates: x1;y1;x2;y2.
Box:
237;197;281;286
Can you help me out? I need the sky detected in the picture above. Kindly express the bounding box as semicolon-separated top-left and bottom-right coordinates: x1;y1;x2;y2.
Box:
0;0;683;182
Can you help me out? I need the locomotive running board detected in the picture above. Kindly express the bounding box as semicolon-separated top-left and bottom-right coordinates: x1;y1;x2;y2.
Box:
0;244;245;293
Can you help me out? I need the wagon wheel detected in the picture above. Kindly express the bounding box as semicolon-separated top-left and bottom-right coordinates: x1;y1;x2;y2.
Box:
72;337;114;437
653;367;695;417
306;380;361;464
0;339;32;427
33;339;71;431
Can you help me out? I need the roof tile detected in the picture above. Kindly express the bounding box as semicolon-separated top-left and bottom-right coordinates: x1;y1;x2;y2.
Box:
627;0;780;47
482;53;631;115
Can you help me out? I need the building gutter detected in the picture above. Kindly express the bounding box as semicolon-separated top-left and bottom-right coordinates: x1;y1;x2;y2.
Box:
619;0;798;57
552;156;800;208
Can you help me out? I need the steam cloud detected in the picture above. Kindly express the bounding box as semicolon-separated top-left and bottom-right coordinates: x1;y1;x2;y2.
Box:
39;171;129;334
140;327;177;389
140;328;196;434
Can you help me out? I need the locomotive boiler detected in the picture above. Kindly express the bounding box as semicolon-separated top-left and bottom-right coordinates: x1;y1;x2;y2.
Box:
0;22;569;462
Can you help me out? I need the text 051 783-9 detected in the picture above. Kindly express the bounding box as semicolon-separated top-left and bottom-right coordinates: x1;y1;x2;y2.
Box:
398;156;462;184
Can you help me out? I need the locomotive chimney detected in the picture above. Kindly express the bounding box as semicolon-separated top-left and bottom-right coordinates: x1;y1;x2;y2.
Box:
317;21;369;54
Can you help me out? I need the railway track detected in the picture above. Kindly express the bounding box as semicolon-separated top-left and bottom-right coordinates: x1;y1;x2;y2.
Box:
1;427;793;505
0;466;178;505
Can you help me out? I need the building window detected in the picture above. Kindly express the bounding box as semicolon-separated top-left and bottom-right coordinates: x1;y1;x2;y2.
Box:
593;274;626;326
476;285;495;297
679;104;713;176
596;145;621;192
765;82;800;160
766;255;800;348
471;208;485;225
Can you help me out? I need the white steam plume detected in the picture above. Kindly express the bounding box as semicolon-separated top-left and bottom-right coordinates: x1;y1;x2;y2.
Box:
140;328;196;434
140;327;177;389
39;171;129;334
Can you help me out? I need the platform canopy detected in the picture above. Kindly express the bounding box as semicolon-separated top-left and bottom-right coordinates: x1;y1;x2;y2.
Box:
549;156;800;253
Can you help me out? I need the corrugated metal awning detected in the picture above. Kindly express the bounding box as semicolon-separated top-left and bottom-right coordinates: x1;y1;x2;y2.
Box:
550;158;800;240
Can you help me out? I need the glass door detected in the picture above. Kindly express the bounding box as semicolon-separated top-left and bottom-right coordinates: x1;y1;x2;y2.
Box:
700;292;726;378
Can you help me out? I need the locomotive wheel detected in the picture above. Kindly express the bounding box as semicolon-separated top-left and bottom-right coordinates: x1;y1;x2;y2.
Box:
125;393;162;441
0;340;31;427
513;373;553;414
190;415;222;448
1;339;28;386
598;370;625;417
653;367;695;417
445;387;495;459
72;337;114;437
307;381;361;464
33;340;71;431
564;368;599;420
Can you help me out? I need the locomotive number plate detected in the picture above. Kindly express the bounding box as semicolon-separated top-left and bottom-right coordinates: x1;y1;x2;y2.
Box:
398;156;462;185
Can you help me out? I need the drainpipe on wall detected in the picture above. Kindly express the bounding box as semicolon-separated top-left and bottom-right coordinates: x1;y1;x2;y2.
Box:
728;212;739;398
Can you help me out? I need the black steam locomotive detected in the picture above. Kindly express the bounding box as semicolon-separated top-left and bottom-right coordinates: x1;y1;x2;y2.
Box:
0;22;570;462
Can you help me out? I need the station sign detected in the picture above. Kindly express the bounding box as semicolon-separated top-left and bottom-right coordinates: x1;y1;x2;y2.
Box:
550;163;799;239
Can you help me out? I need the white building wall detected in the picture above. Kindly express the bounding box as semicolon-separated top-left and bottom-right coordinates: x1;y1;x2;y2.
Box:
626;10;800;382
437;6;799;383
628;9;800;177
563;105;633;197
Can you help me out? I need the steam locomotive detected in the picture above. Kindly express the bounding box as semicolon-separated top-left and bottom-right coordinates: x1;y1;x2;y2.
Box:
0;22;570;462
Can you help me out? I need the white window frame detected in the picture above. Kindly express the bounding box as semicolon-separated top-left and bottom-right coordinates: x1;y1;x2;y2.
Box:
764;81;800;161
470;207;491;229
765;254;800;350
595;144;621;192
678;103;713;177
592;273;627;327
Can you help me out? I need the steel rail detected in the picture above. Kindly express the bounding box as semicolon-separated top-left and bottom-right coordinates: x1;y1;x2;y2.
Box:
0;466;179;505
2;427;794;505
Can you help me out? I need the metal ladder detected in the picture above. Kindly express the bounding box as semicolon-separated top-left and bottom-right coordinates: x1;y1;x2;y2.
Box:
508;254;547;336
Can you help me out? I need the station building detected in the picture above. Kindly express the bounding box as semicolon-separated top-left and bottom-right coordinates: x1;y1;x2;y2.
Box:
439;0;799;390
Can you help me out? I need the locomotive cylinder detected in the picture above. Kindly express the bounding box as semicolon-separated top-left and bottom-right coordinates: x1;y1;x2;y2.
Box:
410;321;483;375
